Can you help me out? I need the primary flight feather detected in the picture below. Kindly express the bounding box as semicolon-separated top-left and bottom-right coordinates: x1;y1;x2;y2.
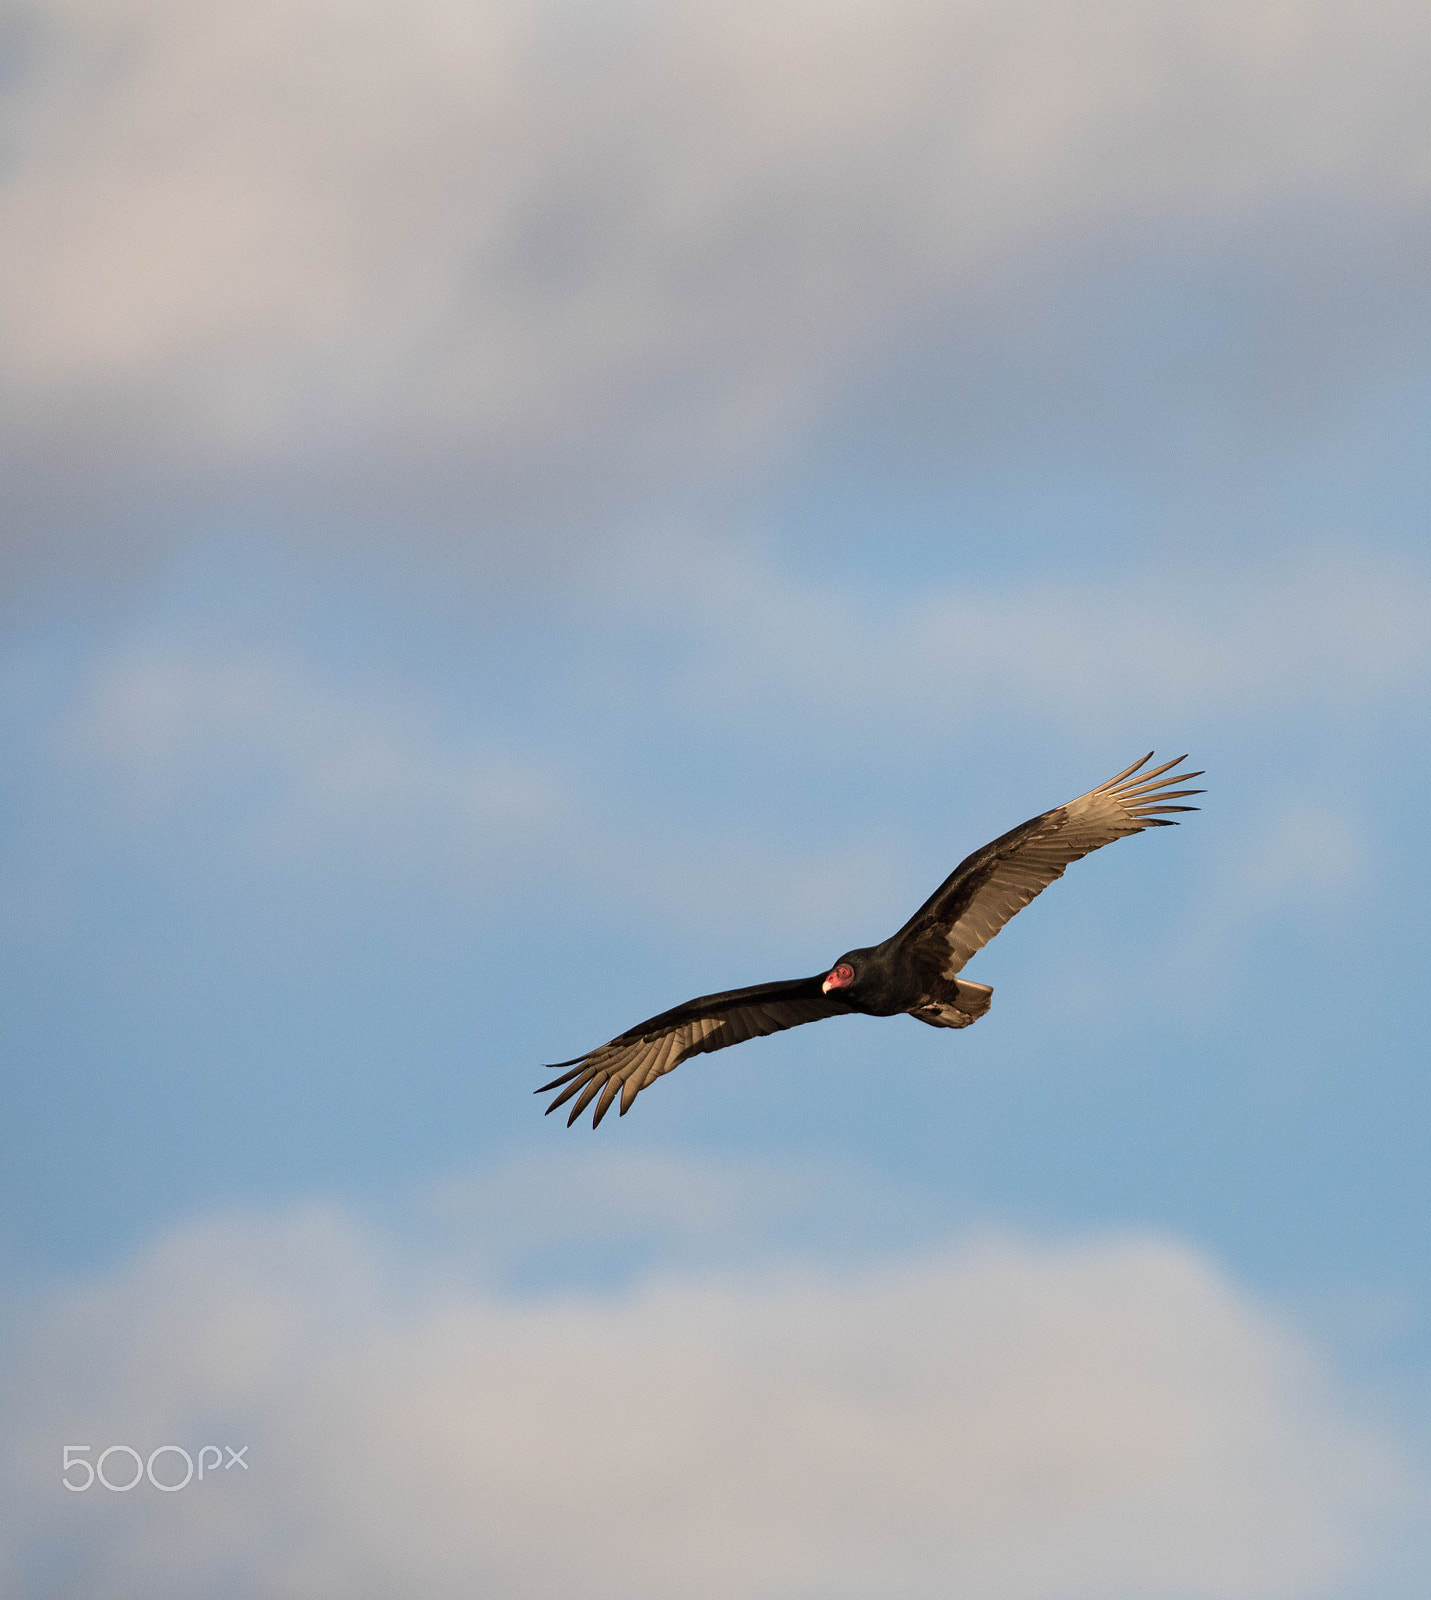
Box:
538;753;1202;1128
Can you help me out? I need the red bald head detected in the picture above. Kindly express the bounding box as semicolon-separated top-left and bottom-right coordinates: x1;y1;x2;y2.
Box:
822;963;854;994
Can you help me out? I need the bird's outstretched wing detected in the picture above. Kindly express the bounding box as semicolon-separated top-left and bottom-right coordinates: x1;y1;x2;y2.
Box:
892;753;1203;977
537;977;850;1128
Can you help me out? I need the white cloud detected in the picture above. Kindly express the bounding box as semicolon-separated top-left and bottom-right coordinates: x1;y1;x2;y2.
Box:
5;0;1431;573
622;541;1431;726
0;1157;1411;1599
1031;790;1374;1023
1242;805;1367;905
421;1147;928;1270
48;635;910;945
39;541;1419;955
63;644;562;869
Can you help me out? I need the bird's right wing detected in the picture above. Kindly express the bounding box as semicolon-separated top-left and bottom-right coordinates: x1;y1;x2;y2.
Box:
537;976;850;1128
893;753;1202;977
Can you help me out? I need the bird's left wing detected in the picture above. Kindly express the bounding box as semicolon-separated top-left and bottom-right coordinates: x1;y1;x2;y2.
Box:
892;753;1203;977
537;976;850;1128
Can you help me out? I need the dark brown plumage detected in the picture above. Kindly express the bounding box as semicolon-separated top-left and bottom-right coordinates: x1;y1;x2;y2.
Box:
538;753;1202;1127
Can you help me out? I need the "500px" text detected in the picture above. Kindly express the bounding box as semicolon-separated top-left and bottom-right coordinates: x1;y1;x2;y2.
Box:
62;1444;249;1491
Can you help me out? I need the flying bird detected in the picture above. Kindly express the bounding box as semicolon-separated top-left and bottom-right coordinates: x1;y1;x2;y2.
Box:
538;752;1202;1127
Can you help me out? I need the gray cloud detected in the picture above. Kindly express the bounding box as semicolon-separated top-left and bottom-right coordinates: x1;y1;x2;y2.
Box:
1;1155;1412;1598
4;0;1431;585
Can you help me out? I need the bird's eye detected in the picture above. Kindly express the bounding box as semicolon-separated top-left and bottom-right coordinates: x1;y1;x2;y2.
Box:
835;963;854;982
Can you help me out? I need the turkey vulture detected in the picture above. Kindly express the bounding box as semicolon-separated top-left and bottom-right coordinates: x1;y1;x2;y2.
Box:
538;753;1202;1127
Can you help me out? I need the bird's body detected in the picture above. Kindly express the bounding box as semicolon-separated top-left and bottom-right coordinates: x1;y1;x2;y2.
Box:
538;753;1202;1127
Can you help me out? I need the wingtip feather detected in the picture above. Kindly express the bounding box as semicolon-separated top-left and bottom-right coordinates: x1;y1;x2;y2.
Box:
543;1073;591;1114
1114;754;1185;792
564;1075;607;1127
1104;751;1155;787
535;1059;589;1094
591;1078;621;1127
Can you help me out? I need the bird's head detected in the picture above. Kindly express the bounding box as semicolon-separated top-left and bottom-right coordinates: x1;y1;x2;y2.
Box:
821;959;857;994
821;946;900;1013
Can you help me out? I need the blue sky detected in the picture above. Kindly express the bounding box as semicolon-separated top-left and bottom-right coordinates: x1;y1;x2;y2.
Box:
2;2;1430;1595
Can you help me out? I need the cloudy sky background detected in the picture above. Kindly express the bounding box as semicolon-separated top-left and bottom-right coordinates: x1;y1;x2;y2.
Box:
3;0;1430;1593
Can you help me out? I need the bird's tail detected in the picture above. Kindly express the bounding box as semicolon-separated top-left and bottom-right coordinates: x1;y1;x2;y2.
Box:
910;978;993;1030
954;978;993;1019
